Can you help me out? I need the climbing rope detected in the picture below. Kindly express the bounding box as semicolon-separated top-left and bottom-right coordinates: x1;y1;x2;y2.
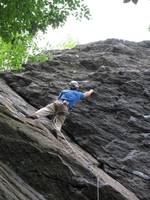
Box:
97;177;100;200
59;130;75;154
59;130;101;200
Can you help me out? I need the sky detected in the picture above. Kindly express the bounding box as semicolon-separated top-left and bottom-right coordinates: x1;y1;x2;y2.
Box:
37;0;150;49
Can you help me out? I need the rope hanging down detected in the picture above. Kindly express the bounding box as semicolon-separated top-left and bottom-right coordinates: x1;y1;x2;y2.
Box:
97;177;100;200
59;130;101;200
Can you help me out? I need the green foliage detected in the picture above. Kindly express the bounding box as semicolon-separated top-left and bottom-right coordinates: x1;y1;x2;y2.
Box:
0;0;90;42
0;37;29;70
0;36;49;71
56;37;78;49
0;0;90;71
28;54;49;63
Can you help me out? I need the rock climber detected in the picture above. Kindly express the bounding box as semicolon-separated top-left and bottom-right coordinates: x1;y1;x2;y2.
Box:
26;80;94;137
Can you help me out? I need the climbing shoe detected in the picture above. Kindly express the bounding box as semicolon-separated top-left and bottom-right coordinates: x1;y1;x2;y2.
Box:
26;114;38;120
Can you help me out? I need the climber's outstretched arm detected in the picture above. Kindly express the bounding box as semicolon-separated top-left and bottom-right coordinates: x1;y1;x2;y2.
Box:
84;89;94;97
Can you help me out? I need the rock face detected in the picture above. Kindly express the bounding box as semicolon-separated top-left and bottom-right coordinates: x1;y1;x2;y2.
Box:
0;39;150;200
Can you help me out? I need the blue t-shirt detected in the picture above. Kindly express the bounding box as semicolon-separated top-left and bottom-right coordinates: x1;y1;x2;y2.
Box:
58;89;85;109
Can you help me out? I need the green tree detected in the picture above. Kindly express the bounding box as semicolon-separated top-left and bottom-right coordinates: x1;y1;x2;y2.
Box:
0;0;90;43
0;36;30;70
0;36;49;71
0;0;90;70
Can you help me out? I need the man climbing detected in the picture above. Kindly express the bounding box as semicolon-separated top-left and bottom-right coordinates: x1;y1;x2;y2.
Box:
26;80;94;137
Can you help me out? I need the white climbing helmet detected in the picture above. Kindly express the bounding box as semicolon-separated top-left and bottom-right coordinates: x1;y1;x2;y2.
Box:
69;80;79;89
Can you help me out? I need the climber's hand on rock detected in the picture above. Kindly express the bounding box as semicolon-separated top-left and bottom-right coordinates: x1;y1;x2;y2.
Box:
90;89;94;94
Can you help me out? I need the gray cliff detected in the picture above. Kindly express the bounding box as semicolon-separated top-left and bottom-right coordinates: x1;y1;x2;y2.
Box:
0;39;150;200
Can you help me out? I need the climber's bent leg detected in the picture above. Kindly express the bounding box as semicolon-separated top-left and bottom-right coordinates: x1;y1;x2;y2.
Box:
27;103;56;119
53;101;69;131
53;114;67;131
